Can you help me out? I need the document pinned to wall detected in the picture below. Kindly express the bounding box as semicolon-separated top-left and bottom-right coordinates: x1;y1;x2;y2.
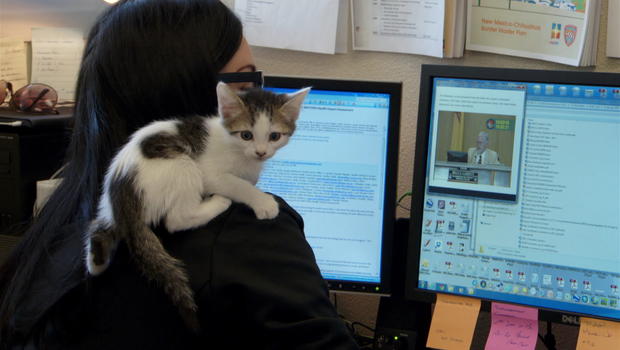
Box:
234;0;348;54
577;317;620;350
30;27;85;102
606;0;620;58
0;37;29;89
484;302;538;350
351;0;446;58
466;0;601;66
426;293;481;350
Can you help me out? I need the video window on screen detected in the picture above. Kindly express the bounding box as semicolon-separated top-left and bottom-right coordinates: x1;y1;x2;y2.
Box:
427;84;525;202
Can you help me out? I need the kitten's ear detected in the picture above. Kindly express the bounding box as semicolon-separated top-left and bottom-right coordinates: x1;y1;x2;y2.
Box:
217;82;244;119
280;87;311;121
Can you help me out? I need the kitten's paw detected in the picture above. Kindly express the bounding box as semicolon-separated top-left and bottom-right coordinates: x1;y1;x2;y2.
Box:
252;194;279;219
211;194;232;212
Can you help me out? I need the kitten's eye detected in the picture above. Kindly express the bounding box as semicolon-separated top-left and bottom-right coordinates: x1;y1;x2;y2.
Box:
240;131;253;140
269;132;281;141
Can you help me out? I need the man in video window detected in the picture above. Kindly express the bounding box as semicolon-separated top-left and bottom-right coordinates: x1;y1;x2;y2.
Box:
468;131;500;165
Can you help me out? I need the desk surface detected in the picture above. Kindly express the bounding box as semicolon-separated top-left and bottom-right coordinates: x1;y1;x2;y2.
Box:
435;161;512;172
0;106;74;128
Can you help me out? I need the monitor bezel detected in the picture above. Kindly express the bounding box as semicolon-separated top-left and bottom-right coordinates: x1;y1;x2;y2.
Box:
405;64;620;323
264;75;402;295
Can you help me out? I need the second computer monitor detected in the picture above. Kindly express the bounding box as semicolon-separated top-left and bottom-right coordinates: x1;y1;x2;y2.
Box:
261;76;402;294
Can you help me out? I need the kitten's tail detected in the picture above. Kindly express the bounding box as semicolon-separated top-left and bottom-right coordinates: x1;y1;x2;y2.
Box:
125;222;200;332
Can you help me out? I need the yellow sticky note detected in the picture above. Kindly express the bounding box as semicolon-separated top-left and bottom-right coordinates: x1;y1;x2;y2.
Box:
426;293;481;350
577;317;620;350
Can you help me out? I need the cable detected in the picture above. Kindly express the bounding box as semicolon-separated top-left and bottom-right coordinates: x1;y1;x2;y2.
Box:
396;191;412;211
538;320;557;350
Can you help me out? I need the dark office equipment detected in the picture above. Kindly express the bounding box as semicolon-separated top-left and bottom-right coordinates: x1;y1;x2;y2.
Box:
406;64;620;336
446;150;467;163
0;107;72;233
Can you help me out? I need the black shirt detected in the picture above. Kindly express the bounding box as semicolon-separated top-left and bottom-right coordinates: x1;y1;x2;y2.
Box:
8;198;359;349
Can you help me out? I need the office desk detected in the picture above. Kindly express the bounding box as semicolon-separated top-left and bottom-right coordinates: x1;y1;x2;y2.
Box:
434;161;512;187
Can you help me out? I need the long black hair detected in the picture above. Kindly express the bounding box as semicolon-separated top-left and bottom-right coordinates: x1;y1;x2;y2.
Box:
0;0;242;336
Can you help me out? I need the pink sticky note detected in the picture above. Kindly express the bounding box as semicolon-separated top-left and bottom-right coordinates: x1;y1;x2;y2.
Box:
484;302;538;350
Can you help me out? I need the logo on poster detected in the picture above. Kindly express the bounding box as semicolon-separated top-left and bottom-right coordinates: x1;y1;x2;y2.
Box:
564;25;577;47
550;23;561;39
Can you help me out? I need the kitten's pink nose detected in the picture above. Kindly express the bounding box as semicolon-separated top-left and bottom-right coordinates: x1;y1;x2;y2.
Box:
255;151;266;158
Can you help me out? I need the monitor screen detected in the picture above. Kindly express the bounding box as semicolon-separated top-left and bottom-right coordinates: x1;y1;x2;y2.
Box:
261;76;402;294
407;64;620;322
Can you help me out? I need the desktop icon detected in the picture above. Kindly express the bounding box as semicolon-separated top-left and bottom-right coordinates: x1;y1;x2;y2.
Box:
460;219;471;234
448;221;455;232
572;86;580;96
545;85;554;95
559;86;567;96
573;294;581;303
556;277;565;288
585;89;594;97
425;199;434;208
581;295;589;303
434;240;443;250
438;200;445;209
570;279;578;289
543;274;552;286
435;220;445;233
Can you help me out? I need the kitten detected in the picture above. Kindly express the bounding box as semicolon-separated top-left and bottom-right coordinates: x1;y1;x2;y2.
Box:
84;82;310;330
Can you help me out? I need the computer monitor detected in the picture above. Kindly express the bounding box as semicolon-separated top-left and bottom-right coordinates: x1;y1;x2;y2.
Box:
406;64;620;323
260;76;402;294
446;150;468;163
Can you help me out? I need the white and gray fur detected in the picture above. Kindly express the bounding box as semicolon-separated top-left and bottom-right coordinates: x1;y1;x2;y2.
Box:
84;82;310;330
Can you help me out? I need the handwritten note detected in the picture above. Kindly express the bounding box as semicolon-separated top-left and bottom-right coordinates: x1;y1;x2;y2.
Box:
485;302;538;350
30;27;85;102
0;37;28;88
577;317;620;350
426;293;481;350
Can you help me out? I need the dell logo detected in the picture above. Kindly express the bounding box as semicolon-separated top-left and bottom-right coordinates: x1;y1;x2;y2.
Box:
562;315;580;325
